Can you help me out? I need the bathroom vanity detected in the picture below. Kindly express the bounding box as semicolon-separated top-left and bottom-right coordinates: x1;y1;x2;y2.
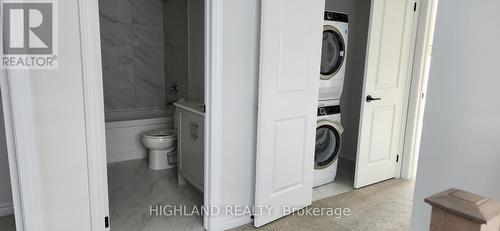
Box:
174;101;205;192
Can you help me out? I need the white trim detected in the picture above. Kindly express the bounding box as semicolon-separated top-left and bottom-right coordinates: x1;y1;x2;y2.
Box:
0;202;14;217
0;70;44;231
400;0;437;179
395;0;422;178
77;0;110;230
204;0;223;230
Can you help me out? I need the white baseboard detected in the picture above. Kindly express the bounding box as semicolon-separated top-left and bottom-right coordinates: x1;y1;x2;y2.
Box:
0;202;14;217
107;151;146;163
221;216;253;231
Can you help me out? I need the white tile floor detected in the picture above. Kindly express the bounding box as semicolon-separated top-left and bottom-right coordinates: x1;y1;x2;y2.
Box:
312;158;355;202
107;159;204;231
312;176;354;202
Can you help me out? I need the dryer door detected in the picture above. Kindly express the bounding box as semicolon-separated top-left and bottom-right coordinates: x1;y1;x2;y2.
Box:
320;25;346;80
315;121;343;169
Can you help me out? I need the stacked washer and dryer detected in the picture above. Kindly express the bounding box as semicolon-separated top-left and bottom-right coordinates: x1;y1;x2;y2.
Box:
313;11;348;187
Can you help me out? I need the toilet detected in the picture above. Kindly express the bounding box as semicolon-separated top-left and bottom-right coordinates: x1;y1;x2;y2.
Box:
141;129;178;170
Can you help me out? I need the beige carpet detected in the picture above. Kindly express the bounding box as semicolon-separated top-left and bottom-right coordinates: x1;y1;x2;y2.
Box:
232;179;415;231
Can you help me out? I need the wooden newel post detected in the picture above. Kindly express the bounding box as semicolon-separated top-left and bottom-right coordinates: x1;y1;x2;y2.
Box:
425;188;500;231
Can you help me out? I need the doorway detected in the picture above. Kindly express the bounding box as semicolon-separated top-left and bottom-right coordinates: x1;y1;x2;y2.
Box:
97;0;206;230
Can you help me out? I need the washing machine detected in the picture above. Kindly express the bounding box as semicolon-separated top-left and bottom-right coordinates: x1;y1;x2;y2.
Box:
319;11;348;101
313;99;344;187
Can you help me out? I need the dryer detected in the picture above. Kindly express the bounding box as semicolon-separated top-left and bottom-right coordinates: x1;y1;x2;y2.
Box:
319;11;348;101
314;99;344;187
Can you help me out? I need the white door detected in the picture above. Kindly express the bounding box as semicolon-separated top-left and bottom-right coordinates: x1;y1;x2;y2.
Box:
354;0;418;188
254;0;325;227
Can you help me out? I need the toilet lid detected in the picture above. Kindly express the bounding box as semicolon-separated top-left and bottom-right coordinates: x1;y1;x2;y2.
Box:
143;129;177;139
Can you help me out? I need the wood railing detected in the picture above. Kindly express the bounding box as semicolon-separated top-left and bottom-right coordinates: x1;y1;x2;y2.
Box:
425;188;500;231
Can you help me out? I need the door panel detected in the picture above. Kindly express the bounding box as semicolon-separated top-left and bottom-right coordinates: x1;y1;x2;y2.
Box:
355;0;417;188
367;106;396;163
271;117;306;194
254;0;325;227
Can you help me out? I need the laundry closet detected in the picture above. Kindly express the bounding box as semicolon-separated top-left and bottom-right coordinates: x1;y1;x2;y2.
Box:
311;0;372;201
252;0;420;227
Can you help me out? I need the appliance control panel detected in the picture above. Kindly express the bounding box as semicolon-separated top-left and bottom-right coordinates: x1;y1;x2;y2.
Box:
317;105;341;116
324;11;348;22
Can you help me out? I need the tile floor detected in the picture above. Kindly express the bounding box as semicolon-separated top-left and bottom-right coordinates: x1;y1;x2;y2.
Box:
313;158;355;202
312;176;354;202
107;159;204;231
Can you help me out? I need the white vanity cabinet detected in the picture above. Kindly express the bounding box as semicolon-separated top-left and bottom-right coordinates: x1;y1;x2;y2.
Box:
174;101;204;192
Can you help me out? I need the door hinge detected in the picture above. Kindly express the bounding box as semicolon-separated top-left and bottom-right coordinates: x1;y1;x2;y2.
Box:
202;105;206;113
105;216;109;229
413;2;417;12
396;155;400;163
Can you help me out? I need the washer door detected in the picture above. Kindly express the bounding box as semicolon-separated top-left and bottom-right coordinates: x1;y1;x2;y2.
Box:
320;25;346;80
315;121;343;169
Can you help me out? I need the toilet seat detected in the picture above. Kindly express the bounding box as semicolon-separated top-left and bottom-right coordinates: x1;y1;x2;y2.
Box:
142;129;177;140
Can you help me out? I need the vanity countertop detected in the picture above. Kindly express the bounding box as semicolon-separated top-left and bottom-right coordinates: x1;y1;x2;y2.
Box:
173;101;205;116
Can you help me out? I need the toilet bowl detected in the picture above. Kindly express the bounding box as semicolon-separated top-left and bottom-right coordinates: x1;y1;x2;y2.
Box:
141;129;177;170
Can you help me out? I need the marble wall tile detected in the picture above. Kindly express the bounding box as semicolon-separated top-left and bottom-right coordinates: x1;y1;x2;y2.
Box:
135;68;165;90
187;0;204;102
102;65;135;90
135;68;165;109
99;0;132;23
101;45;134;68
136;87;165;109
132;24;164;47
104;88;136;111
131;0;163;25
100;0;186;112
133;46;164;70
100;22;132;47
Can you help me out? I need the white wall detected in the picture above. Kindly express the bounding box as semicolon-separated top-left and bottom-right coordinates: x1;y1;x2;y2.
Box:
324;0;371;161
219;0;261;227
411;0;500;230
28;0;92;230
0;95;13;216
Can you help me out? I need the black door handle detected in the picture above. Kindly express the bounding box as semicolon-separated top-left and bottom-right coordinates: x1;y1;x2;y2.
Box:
366;95;382;102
